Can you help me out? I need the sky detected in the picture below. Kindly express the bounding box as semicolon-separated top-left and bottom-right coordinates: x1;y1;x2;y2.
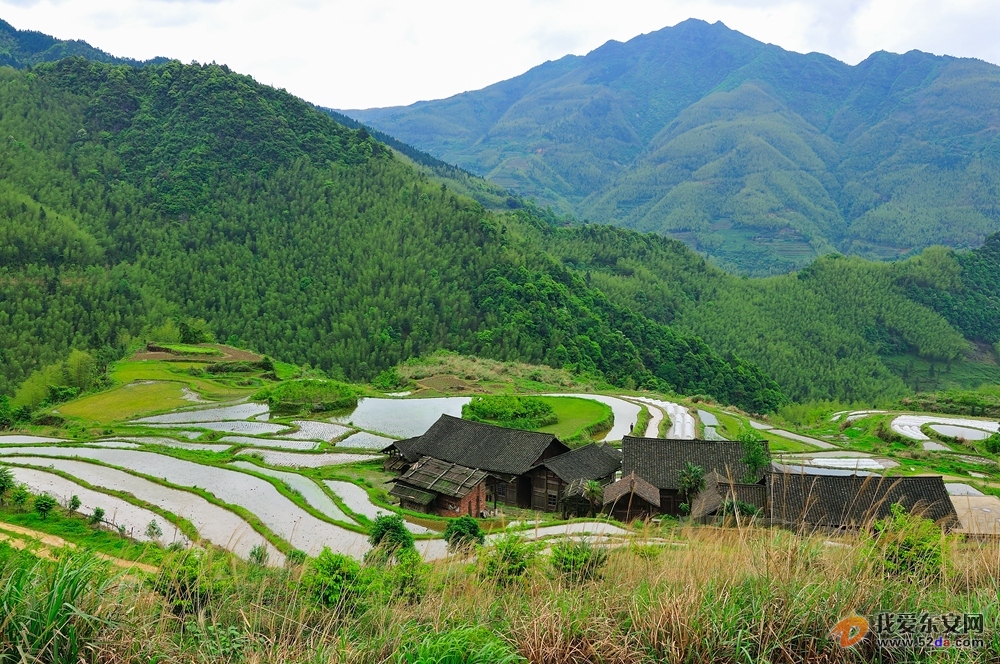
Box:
2;0;999;110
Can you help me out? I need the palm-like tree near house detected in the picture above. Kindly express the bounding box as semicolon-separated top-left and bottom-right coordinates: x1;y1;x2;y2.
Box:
677;462;705;514
583;480;603;517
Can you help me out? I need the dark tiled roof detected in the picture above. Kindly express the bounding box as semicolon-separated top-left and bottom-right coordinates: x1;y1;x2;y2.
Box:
394;456;489;498
383;436;421;460
768;472;959;529
603;472;661;507
533;443;622;482
691;471;766;520
621;436;770;491
597;443;623;462
388;483;436;505
388;415;568;475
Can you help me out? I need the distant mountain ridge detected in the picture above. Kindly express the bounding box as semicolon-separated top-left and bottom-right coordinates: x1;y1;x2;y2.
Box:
0;19;167;69
346;19;1000;274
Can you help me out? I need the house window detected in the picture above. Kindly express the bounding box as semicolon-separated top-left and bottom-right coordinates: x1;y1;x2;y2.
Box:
497;483;507;498
547;493;557;510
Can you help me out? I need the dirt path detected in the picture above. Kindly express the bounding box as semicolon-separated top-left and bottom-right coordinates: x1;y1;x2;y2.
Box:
0;521;158;573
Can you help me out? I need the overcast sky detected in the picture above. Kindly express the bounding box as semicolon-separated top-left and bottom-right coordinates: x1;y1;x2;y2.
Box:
2;0;999;109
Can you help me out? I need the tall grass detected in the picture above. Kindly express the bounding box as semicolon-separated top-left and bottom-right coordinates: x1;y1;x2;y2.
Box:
4;521;999;663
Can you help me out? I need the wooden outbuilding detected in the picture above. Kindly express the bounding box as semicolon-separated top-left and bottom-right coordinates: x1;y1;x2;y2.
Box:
602;472;661;522
527;443;622;514
389;456;489;517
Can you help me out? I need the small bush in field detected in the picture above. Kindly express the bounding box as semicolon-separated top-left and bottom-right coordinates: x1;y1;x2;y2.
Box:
985;433;1000;455
286;549;307;566
444;516;485;551
550;539;608;582
145;520;163;540
368;514;414;553
248;544;269;566
304;547;364;612
398;627;525;664
89;507;105;525
68;494;81;512
861;503;950;580
34;494;57;519
481;533;534;587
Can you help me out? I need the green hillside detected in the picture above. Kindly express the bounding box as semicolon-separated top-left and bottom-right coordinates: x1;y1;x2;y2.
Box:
347;19;1000;274
0;19;166;69
0;56;784;413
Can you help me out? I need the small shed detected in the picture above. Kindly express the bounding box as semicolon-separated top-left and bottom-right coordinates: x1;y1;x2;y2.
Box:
602;472;661;522
389;455;489;517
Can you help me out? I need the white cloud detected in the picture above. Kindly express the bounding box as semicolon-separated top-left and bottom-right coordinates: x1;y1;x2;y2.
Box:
0;0;998;109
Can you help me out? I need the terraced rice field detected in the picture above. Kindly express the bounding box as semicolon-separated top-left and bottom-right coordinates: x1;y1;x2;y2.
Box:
220;436;319;450
0;447;370;558
0;456;275;560
111;437;231;452
0;435;66;444
338;432;394;450
543;394;640;440
332;397;470;438
281;421;351;441
323;481;430;534
236;450;380;468
229;462;352;523
891;415;1000;441
134;403;270;424
632;397;696;439
5;465;185;547
145;421;290;435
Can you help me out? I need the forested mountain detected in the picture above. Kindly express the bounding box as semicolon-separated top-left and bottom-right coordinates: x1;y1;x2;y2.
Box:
346;19;1000;274
0;19;166;69
0;56;785;413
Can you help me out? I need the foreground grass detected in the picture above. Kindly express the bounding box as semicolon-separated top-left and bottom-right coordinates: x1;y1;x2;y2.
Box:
4;520;998;663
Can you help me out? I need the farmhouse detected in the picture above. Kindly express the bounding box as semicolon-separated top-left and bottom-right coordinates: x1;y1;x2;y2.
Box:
389;456;489;517
382;415;570;509
610;436;771;517
767;471;959;531
528;443;622;515
602;471;661;521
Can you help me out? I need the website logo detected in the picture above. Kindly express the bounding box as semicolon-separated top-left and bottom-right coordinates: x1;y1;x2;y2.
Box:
830;614;869;648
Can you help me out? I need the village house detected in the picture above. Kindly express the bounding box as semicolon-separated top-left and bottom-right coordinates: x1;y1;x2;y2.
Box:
603;436;770;518
527;443;622;515
388;456;489;517
381;415;570;510
766;471;959;531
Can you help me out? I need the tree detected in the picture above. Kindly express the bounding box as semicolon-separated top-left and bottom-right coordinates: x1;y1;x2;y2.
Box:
34;493;57;519
0;465;14;504
739;427;770;482
69;494;81;512
145;519;163;540
444;515;485;551
11;484;29;511
89;506;105;525
583;480;604;517
367;513;414;553
677;462;705;509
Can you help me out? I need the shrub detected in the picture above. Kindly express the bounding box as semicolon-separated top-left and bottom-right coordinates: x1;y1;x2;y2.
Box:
33;493;57;520
154;548;233;616
11;484;29;511
550;539;608;582
373;366;408;391
89;506;105;525
248;544;269;566
481;533;534;587
462;395;557;429
739;427;770;481
286;549;307;566
303;547;364;612
68;494;81;512
444;516;485;551
253;379;358;413
718;499;763;519
368;514;414;553
398;627;525;664
677;462;705;505
860;503;949;580
145;520;164;540
985;433;1000;455
0;465;14;503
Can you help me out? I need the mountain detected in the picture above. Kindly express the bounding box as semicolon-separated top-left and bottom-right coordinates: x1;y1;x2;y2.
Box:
345;19;1000;275
0;55;785;413
0;19;167;69
0;21;996;412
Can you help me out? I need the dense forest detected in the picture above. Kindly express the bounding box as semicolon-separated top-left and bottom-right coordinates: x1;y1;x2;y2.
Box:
0;57;787;412
349;19;1000;274
1;40;998;412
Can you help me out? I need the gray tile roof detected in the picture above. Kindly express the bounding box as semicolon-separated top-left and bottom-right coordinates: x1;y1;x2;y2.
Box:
393;456;489;499
621;436;769;491
384;415;568;476
388;483;436;505
603;472;661;507
691;471;766;519
533;443;622;482
768;472;959;529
